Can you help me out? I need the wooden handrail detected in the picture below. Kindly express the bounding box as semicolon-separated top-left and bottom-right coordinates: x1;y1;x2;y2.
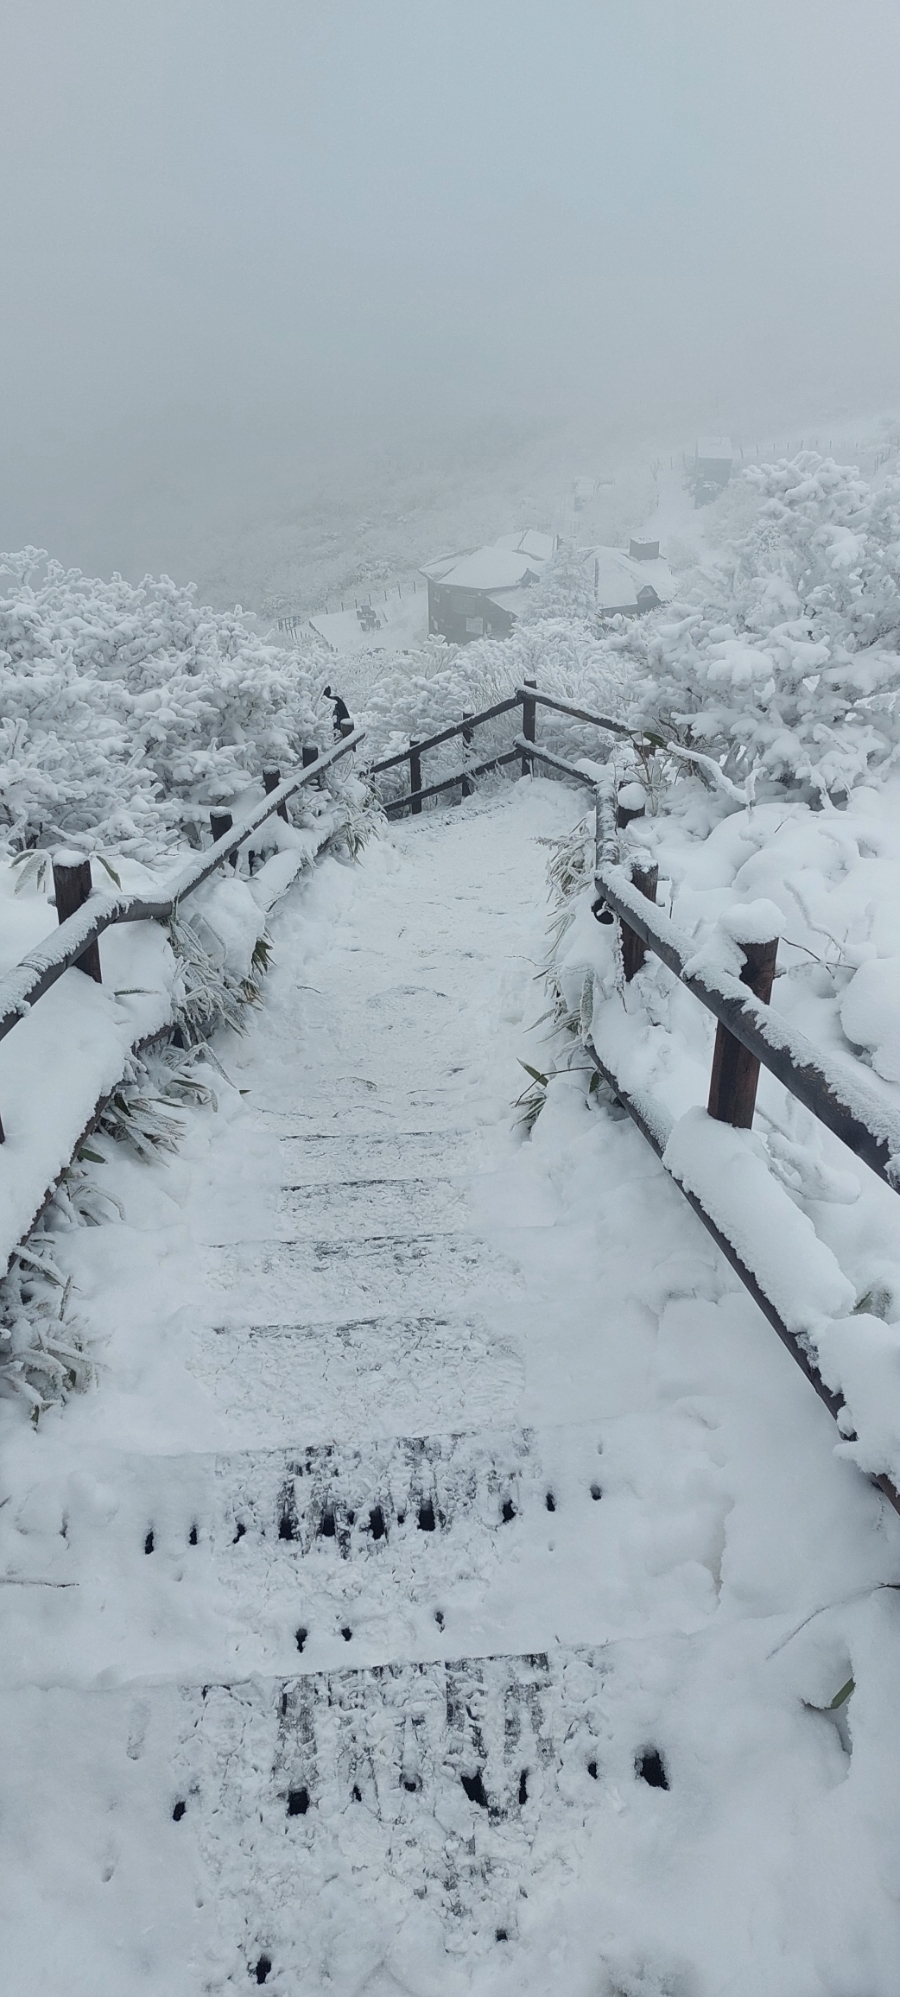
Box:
594;858;900;1192
0;729;364;1054
583;1030;900;1517
515;687;631;737
514;738;600;786
368;697;523;774
383;749;521;817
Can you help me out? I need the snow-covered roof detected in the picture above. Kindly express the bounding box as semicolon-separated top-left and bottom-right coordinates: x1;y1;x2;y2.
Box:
589;546;674;610
494;529;556;562
420;530;554;593
436;547;542;591
696;436;733;462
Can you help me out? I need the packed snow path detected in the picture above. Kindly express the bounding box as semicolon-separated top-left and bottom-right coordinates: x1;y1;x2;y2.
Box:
4;782;900;1997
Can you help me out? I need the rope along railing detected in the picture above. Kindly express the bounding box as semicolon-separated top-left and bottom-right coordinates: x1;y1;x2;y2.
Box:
385;717;900;1518
367;681;629;817
0;728;364;1142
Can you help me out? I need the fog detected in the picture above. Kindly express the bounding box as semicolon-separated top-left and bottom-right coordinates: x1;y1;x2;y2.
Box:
2;0;899;605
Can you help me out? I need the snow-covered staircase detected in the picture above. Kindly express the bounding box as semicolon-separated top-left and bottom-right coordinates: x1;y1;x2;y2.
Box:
7;784;900;1997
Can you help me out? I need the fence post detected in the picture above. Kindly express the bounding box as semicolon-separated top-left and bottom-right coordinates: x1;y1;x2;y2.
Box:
621;851;659;982
302;743;323;791
616;781;646;830
461;710;474;797
210;810;237;870
707;934;779;1128
521;677;536;775
263;769;289;822
52;854;102;983
409;743;422;815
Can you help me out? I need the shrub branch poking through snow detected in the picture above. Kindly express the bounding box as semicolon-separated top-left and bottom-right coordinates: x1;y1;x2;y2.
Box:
514;813;609;1132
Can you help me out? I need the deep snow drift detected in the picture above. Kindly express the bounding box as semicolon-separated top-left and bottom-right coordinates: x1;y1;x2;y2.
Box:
2;781;900;1996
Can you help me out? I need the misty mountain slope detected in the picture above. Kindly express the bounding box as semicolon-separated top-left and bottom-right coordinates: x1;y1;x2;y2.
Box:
3;780;900;1997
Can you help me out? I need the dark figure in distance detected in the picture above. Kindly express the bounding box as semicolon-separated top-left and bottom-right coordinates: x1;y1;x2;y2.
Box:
323;685;351;739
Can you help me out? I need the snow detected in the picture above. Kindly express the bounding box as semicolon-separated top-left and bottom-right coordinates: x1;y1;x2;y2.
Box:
839;956;900;1082
0;798;348;1273
307;588;428;658
9;444;900;1987
662;1106;857;1332
5;779;900;1993
696;437;733;463
429;546;546;591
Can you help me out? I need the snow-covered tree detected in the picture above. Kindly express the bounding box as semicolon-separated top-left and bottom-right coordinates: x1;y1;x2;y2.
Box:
635;456;900;800
0;552;327;855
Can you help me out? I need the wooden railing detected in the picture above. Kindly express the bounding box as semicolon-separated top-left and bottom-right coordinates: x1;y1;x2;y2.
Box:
383;713;900;1518
367;682;628;817
587;763;900;1517
0;728;363;1142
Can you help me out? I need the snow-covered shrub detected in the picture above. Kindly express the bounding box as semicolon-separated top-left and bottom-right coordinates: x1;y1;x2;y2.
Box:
364;455;900;812
516;540;600;626
362;621;643;800
0;550;327;857
0;1240;96;1413
636;455;900;801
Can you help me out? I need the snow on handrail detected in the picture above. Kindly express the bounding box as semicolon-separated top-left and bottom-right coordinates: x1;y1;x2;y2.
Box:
0;728;364;1049
596;857;900;1190
515;687;631;737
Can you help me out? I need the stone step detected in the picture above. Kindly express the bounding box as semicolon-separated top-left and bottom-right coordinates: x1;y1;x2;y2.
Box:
248;1079;479;1137
274;1177;469;1240
173;1645;639;1977
208;1232;521;1318
276;1130;473;1186
188;1313;525;1445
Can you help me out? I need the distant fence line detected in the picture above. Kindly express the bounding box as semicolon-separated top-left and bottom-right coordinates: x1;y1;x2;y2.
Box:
276;576;424;634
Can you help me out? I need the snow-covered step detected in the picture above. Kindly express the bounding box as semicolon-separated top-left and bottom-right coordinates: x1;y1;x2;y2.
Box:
209;1232;521;1317
276;1129;473;1185
248;1081;480;1136
189;1312;526;1444
1;1417;731;1688
174;1645;650;1979
275;1176;469;1239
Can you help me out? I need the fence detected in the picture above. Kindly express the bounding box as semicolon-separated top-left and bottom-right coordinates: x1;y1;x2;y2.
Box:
367;680;629;817
0;729;363;1148
368;688;900;1519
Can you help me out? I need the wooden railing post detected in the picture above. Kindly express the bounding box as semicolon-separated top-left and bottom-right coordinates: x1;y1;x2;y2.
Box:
521;677;536;775
708;934;779;1128
263;769;289;821
409;743;422;815
52;855;102;983
461;711;474;797
617;781;646;830
210;810;238;869
621;851;658;982
302;742;323;791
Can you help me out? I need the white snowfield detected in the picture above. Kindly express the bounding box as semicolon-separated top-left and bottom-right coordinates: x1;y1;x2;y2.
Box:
3;780;900;1997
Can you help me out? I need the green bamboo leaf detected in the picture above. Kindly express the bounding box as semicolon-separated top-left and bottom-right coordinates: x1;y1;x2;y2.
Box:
828;1677;854;1710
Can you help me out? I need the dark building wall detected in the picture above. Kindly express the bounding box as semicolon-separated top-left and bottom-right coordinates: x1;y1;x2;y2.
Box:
427;580;516;644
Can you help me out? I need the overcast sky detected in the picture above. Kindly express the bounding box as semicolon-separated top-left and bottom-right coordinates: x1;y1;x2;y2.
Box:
2;0;899;585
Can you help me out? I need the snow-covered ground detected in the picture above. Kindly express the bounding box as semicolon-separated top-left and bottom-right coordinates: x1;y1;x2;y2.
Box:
3;778;900;1996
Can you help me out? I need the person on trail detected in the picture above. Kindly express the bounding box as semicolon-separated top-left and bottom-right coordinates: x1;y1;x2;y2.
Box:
323;684;351;739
